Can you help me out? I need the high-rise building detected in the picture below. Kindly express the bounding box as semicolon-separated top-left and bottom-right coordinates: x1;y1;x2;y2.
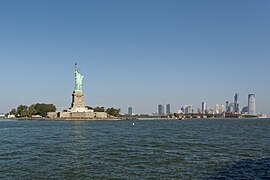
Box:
206;106;213;114
229;103;234;113
158;104;164;116
184;105;192;114
248;94;256;115
226;101;229;112
166;104;171;115
180;107;184;113
202;102;207;114
214;104;219;114
234;93;240;113
128;107;132;115
241;106;248;114
220;105;226;113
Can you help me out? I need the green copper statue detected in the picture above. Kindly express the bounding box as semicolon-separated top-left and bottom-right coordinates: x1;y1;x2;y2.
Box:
75;63;84;91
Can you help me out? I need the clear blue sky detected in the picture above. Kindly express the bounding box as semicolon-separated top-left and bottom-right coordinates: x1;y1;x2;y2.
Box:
0;0;269;114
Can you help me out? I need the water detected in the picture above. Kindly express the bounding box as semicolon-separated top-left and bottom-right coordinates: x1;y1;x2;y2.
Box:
0;119;270;179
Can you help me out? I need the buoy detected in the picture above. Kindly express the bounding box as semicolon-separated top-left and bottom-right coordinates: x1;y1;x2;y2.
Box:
132;123;135;126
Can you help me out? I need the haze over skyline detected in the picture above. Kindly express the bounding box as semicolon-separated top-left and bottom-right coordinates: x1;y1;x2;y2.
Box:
0;0;269;114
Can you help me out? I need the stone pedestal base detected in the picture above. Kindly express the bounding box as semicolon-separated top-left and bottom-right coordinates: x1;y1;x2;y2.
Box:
69;90;91;112
58;111;108;119
71;91;84;108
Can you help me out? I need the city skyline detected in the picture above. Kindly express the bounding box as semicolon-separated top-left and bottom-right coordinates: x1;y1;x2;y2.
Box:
129;92;255;115
0;1;270;114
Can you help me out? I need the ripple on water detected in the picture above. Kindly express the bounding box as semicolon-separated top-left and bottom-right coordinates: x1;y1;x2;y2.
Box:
0;119;270;179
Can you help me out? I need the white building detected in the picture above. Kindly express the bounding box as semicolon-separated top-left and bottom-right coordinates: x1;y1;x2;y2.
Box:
214;104;219;114
184;105;192;114
220;105;226;113
0;113;5;118
229;103;234;113
7;114;15;119
248;94;256;115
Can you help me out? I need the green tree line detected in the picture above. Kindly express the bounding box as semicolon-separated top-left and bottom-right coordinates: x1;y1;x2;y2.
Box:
9;104;121;117
93;106;121;117
9;103;56;117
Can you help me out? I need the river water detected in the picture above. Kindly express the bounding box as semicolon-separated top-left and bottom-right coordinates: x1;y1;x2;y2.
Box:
0;118;270;179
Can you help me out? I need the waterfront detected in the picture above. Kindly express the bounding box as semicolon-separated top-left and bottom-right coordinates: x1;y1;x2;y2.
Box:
0;119;270;179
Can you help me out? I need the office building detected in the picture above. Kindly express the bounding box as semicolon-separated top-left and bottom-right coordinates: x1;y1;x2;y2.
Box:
166;104;171;115
220;105;226;113
180;107;184;113
226;101;229;112
242;106;248;114
234;93;240;113
229;103;234;113
202;102;207;114
184;105;192;114
128;107;132;116
158;104;164;116
248;94;256;115
214;104;219;114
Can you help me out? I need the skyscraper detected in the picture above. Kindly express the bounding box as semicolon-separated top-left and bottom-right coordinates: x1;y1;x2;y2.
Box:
234;93;240;113
128;107;132;115
226;101;229;112
184;105;192;114
248;94;256;115
214;104;219;114
158;104;164;116
229;103;234;113
166;104;171;115
202;102;206;114
220;105;226;113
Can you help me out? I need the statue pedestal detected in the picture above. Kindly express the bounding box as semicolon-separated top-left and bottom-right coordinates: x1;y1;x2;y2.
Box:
69;90;91;112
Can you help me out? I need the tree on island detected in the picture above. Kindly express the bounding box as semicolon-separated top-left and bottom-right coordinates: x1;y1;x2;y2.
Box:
28;104;38;115
9;103;56;117
9;108;17;115
93;106;121;117
93;106;105;112
17;105;29;117
106;107;121;117
31;103;56;117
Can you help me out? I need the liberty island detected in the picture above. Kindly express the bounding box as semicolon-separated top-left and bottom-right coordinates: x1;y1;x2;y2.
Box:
47;63;108;120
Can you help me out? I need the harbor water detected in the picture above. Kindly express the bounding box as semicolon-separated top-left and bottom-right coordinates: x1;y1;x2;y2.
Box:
0;118;270;179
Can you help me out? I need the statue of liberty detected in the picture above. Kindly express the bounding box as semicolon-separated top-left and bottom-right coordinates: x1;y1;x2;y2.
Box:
75;63;84;91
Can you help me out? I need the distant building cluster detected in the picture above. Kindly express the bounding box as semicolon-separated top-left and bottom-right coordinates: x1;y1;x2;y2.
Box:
174;93;256;116
124;93;258;118
157;104;171;116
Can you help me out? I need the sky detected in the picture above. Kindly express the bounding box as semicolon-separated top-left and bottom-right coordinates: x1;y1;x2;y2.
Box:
0;0;270;114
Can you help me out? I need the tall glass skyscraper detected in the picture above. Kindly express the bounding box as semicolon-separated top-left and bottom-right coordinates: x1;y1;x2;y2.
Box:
158;104;164;116
226;101;229;112
202;102;206;114
128;107;132;115
234;93;240;113
166;104;171;115
248;94;256;115
184;105;192;114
